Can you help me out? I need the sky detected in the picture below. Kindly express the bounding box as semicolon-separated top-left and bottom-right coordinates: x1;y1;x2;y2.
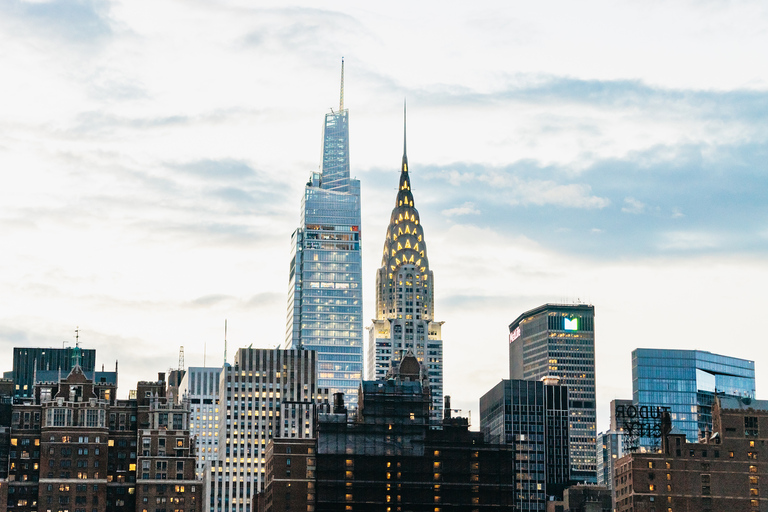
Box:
1;0;768;431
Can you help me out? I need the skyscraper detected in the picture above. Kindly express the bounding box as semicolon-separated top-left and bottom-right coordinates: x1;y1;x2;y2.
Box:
509;303;597;483
367;109;444;423
285;59;363;408
632;348;755;443
480;378;571;511
211;348;327;512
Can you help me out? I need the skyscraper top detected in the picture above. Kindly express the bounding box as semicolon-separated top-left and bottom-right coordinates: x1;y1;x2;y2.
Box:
380;106;431;302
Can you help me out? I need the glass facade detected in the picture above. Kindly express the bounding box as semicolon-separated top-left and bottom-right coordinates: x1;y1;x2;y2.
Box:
285;95;363;408
480;379;570;510
632;348;755;443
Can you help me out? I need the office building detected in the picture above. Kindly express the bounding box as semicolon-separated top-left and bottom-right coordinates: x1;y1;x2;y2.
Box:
284;59;364;408
596;399;630;500
264;353;516;511
3;347;202;512
509;303;597;483
632;348;755;443
480;378;571;511
179;365;221;507
12;346;96;397
615;395;768;511
211;348;328;512
367;111;444;423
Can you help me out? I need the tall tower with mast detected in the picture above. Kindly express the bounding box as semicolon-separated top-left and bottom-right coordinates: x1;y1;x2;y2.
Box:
285;58;364;408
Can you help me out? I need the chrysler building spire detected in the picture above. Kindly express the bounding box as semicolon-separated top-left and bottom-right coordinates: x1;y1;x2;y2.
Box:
367;106;444;424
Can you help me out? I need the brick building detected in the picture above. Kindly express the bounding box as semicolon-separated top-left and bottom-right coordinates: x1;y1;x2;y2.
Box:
2;348;202;512
614;395;768;511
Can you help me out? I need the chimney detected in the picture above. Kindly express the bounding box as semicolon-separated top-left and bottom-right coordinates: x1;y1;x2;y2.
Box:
333;392;346;414
444;395;451;419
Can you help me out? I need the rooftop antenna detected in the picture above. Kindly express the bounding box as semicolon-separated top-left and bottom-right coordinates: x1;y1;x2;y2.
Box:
339;57;345;111
204;340;207;367
75;326;80;347
178;346;185;372
223;319;227;366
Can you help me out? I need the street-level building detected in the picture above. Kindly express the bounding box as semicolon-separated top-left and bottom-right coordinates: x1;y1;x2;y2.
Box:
615;395;768;512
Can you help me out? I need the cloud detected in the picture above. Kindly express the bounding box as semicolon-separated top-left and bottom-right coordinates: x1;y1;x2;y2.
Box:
0;0;112;43
658;231;721;251
622;197;647;214
442;202;480;217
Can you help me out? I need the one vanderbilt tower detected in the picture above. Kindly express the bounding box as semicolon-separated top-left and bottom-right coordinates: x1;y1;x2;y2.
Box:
285;59;364;408
367;107;444;423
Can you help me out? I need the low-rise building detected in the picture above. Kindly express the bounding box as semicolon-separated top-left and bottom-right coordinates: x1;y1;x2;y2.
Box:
614;395;768;511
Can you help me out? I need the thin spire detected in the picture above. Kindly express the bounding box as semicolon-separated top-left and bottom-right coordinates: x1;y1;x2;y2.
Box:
339;57;345;111
402;99;408;173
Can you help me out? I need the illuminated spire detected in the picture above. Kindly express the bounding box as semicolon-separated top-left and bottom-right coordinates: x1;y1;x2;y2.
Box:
339;57;345;111
402;99;408;173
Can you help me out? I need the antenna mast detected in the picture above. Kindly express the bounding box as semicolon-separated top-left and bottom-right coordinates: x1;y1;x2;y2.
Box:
178;346;185;372
224;319;227;366
339;57;345;111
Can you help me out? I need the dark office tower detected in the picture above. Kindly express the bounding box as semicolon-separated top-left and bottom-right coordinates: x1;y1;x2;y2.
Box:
262;353;516;512
12;346;96;397
285;59;363;408
480;378;571;511
366;108;444;423
509;303;597;484
632;348;755;443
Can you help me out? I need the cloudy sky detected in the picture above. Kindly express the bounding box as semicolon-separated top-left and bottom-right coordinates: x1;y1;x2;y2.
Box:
2;0;768;430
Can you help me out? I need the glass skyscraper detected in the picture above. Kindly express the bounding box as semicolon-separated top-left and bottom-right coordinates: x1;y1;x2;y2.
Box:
509;303;597;484
632;348;755;443
285;60;363;408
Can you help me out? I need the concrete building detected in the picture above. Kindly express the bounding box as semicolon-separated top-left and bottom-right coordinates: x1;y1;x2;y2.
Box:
367;111;444;423
211;348;328;512
480;378;571;511
614;395;768;511
632;348;755;444
179;366;221;488
546;485;612;512
285;59;364;408
509;304;597;483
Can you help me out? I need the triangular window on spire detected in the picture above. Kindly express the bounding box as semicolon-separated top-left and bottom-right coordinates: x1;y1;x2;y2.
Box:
399;214;403;221
405;225;411;234
398;227;403;235
416;259;421;266
418;235;422;241
405;239;411;249
391;249;396;256
408;254;414;263
397;242;402;251
414;243;419;251
420;250;424;257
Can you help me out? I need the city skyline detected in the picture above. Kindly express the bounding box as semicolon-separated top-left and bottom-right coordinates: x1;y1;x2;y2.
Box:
2;1;768;432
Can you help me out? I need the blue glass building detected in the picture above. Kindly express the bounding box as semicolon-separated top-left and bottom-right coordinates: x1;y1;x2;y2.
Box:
285;60;363;407
632;348;755;443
